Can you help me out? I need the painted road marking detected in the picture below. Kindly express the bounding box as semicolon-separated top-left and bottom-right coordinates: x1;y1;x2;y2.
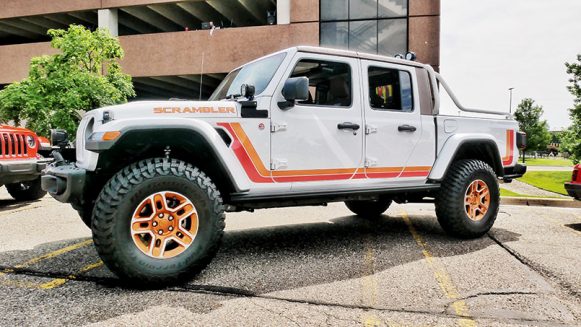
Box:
13;239;93;269
39;260;104;289
360;240;381;326
401;211;477;327
0;239;95;289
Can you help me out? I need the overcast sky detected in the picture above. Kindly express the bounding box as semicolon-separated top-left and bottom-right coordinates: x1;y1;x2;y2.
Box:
440;0;581;130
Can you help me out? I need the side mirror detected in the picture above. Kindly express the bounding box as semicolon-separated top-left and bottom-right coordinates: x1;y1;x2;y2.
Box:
279;77;309;110
50;129;69;148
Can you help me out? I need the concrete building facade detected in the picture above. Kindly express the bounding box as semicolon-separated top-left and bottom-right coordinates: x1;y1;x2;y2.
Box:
0;0;439;99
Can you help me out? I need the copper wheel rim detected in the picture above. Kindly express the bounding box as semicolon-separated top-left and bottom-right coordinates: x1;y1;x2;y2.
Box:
131;191;198;259
464;180;490;221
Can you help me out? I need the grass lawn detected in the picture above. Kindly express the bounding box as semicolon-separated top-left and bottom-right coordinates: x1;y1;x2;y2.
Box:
499;188;523;197
517;171;571;195
523;158;574;167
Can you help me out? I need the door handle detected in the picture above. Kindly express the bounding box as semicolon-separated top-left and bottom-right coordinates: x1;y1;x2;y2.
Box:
337;122;360;130
398;124;417;132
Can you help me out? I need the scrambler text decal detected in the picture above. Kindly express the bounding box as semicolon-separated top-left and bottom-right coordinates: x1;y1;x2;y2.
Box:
154;107;236;114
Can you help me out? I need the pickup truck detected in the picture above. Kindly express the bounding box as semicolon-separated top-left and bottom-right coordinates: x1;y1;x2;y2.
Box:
0;125;50;201
42;46;527;285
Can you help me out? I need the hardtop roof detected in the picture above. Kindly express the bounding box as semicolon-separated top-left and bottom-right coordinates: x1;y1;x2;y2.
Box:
294;46;428;69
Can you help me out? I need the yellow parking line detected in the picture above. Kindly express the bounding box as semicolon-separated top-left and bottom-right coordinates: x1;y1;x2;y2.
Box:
39;260;104;289
360;241;381;326
401;211;477;327
14;239;93;269
0;239;93;287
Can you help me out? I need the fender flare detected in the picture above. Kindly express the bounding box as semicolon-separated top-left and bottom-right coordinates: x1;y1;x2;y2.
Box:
429;133;504;181
87;118;251;192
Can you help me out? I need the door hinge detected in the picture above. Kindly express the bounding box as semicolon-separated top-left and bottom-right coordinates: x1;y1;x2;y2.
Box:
365;125;377;135
271;122;288;133
270;159;288;170
364;158;377;168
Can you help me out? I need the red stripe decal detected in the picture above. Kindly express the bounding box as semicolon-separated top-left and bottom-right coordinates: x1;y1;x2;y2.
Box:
218;122;431;183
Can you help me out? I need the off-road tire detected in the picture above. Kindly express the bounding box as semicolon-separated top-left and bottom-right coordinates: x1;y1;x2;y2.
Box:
345;198;392;217
6;177;46;201
92;158;225;286
435;159;499;239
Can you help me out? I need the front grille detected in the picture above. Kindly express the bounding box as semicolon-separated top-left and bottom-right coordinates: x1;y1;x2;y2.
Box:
1;133;29;158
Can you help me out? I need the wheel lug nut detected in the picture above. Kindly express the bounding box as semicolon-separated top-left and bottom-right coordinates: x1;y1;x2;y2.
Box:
168;227;174;231
152;222;158;227
158;230;163;235
168;216;174;221
158;213;164;218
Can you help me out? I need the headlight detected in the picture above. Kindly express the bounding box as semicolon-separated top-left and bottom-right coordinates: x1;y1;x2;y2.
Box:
26;135;36;148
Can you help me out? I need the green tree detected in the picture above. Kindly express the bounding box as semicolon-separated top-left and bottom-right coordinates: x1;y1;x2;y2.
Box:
513;98;551;153
0;25;135;137
561;54;581;163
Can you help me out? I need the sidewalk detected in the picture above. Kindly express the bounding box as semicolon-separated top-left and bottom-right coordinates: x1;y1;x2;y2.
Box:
500;180;567;198
526;165;573;172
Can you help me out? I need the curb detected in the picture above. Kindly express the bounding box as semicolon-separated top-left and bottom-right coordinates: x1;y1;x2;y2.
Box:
501;197;581;208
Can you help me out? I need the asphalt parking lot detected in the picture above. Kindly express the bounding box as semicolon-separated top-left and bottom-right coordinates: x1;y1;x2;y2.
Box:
0;188;579;327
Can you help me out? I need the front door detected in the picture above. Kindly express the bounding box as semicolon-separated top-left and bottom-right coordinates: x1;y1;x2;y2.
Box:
270;53;364;184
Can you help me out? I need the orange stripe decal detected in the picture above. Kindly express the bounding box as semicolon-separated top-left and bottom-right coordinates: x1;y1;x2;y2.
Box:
218;122;431;183
502;130;515;166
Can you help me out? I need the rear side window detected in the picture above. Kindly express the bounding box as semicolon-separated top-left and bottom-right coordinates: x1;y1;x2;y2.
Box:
368;66;413;111
290;59;352;107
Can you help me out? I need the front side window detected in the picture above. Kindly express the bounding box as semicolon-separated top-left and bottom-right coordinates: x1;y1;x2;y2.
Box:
290;59;352;107
368;66;413;111
210;52;286;100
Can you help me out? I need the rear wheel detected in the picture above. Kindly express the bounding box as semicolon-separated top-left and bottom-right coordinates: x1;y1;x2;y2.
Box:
92;158;225;286
345;198;392;217
435;159;499;238
6;177;46;201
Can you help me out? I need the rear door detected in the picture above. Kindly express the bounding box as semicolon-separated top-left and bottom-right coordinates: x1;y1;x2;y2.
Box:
362;60;431;180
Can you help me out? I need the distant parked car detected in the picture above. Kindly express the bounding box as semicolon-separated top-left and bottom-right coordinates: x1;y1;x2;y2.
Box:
565;164;581;200
0;125;51;201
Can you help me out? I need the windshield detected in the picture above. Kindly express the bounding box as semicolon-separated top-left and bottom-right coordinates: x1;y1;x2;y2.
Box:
210;52;286;100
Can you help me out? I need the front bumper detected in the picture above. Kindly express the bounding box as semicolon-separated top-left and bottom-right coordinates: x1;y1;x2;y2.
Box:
565;182;581;200
502;163;527;182
41;163;86;204
0;159;49;185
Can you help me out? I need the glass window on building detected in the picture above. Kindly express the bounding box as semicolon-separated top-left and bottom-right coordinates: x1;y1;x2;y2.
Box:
379;0;408;17
378;19;407;56
349;0;378;20
349;20;377;54
321;22;349;49
320;0;408;57
321;0;349;21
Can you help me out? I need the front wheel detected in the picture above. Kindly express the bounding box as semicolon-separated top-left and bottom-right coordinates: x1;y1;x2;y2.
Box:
92;158;225;286
435;159;500;238
6;178;46;201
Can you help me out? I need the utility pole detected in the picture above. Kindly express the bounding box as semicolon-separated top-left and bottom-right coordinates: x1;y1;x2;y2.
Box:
508;87;515;114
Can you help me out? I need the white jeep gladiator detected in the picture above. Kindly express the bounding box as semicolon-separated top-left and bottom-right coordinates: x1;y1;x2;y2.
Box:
42;46;527;285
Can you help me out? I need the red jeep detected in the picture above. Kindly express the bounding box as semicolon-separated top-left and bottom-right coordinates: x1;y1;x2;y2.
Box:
0;125;51;201
565;164;581;200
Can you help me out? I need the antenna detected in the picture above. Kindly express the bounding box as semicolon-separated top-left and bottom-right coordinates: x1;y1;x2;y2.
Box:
200;22;216;101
